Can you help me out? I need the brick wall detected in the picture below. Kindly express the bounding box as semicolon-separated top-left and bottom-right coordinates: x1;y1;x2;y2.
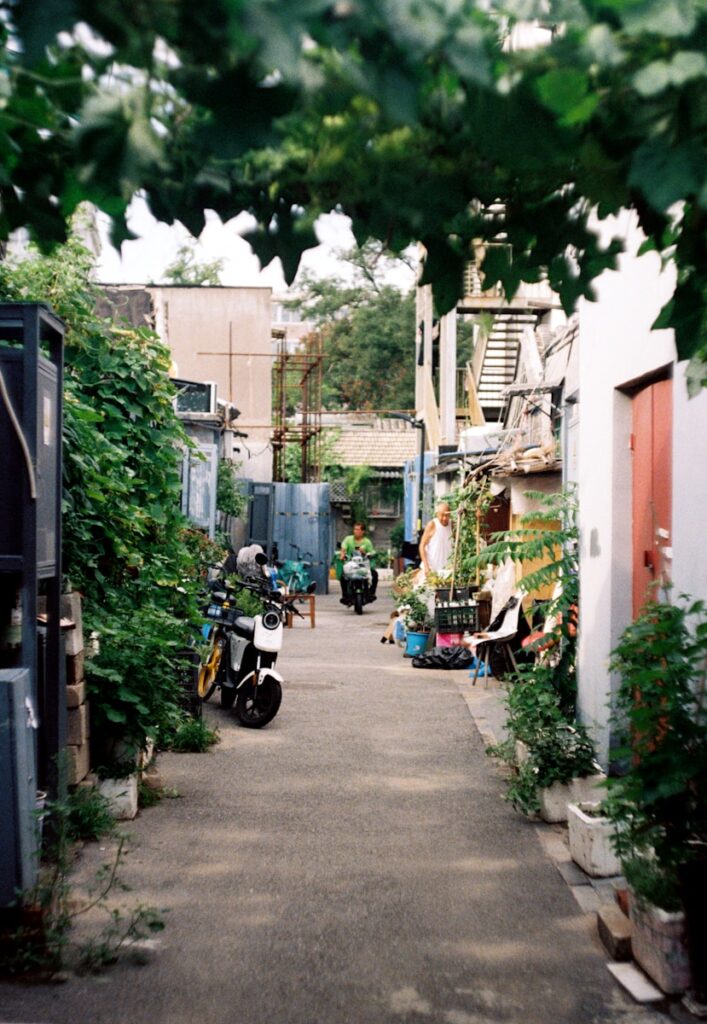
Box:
62;592;90;785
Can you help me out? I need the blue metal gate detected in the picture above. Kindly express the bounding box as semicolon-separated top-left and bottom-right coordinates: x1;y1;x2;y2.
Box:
403;452;435;542
272;483;331;595
247;482;331;594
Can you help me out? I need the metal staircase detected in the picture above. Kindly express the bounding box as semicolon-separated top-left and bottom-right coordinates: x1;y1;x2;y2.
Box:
473;311;540;420
460;253;557;423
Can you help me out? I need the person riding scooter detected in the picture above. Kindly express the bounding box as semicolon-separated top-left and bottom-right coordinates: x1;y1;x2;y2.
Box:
338;522;378;606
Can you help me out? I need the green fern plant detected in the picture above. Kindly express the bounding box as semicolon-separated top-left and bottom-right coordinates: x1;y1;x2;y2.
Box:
470;487;579;715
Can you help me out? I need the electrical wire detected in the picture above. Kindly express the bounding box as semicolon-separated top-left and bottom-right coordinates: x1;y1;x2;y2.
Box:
0;365;36;499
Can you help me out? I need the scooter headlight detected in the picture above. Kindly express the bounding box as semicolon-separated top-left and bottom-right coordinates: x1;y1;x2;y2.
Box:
262;610;281;631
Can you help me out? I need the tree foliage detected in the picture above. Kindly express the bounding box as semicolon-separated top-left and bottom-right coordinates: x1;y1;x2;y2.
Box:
3;1;706;383
164;242;224;286
290;243;416;409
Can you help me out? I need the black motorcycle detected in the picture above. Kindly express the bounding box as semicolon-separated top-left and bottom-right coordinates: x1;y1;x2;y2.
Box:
341;551;376;615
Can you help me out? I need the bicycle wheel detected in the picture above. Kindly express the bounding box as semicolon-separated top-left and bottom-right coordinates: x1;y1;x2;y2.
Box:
197;629;224;701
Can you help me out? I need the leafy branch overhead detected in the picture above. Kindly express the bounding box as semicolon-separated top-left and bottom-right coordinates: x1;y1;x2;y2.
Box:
3;1;706;381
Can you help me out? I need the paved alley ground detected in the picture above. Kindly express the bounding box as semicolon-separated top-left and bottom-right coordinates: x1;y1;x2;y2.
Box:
1;585;665;1024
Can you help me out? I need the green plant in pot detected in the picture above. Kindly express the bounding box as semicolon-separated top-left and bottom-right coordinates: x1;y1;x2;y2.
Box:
498;665;599;816
395;587;434;634
604;594;707;1003
392;567;421;603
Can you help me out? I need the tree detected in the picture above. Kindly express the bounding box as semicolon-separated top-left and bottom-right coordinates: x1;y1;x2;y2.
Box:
3;2;706;386
164;242;224;286
290;243;416;410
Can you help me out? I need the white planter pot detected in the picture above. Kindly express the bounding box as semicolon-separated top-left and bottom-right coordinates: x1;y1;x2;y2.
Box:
567;802;621;877
98;774;139;820
629;891;691;995
538;773;606;823
538;780;573;822
571;773;608;804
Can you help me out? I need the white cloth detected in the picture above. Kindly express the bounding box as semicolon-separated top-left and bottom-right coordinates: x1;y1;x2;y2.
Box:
489;557;517;621
236;543;266;578
424;517;452;573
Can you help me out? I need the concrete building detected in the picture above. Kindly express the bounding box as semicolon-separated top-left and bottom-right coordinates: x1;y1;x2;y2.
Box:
100;284;274;482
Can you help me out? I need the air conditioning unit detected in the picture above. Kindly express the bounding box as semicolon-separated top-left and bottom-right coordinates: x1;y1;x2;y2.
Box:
173;379;217;415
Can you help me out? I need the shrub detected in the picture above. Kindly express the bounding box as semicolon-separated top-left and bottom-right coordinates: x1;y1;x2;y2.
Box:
604;594;707;910
65;787;115;842
165;719;220;753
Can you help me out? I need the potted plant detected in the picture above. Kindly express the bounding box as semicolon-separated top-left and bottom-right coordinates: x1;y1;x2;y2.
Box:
426;570;453;601
604;594;707;1005
493;665;604;820
517;721;604;822
395;583;434;657
392;566;420;602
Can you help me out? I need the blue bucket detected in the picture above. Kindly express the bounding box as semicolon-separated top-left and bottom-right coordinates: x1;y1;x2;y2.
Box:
405;630;429;657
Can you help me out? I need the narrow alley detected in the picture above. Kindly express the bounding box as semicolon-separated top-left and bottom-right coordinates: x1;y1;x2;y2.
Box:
1;586;664;1024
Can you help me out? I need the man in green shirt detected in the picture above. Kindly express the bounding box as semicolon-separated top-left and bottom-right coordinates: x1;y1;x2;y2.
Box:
337;521;378;605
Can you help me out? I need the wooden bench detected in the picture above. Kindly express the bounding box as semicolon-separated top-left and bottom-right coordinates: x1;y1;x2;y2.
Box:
285;593;316;629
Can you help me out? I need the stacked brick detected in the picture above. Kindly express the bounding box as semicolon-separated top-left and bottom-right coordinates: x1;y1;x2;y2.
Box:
61;592;90;785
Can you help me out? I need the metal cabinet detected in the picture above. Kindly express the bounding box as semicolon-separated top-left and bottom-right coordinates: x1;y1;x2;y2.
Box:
0;668;39;904
0;303;65;824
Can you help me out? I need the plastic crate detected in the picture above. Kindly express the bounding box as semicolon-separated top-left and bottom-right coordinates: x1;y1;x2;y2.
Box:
436;632;464;647
434;601;478;633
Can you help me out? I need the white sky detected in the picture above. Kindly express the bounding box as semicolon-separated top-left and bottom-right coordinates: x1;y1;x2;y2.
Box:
96;196;416;294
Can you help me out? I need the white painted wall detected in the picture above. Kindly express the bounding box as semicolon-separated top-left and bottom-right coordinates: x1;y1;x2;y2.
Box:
576;210;706;765
672;381;707;601
439;311;457;444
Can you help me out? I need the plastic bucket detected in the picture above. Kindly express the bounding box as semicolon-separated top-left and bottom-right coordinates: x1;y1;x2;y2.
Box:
405;631;429;657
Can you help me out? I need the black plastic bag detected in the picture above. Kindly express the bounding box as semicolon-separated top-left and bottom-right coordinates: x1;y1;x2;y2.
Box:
411;645;474;669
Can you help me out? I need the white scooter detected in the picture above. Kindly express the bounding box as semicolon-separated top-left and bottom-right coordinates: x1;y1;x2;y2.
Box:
200;553;307;727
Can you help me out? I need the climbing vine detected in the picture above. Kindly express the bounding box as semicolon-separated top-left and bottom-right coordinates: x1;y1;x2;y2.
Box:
0;237;211;762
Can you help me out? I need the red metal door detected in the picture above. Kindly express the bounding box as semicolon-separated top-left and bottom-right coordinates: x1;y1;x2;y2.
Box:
631;379;672;616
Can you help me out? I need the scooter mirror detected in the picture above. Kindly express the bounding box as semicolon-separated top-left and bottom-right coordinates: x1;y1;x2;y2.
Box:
306;581;317;594
254;552;268;565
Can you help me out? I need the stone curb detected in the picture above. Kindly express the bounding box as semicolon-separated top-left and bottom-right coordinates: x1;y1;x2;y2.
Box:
454;678;673;1015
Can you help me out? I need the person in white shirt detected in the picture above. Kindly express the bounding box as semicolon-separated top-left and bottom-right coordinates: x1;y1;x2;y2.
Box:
418;502;453;578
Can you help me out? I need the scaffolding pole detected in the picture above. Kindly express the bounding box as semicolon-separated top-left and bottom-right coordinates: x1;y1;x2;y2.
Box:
272;333;323;482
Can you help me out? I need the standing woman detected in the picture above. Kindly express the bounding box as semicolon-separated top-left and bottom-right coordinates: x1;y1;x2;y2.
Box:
418;502;453;579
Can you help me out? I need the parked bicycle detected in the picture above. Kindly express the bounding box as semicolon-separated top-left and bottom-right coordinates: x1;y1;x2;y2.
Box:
277;543;316;595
